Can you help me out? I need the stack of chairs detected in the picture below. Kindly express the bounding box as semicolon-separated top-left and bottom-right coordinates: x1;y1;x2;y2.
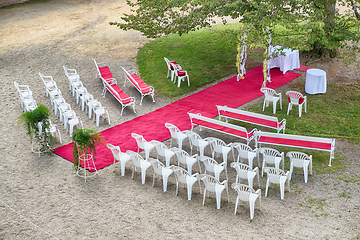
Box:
39;72;82;137
63;65;110;127
14;81;37;112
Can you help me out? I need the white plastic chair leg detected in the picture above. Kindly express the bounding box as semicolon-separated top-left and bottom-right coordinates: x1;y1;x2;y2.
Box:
249;201;255;220
162;175;169;192
234;197;239;215
216;192;222;209
299;105;302;117
280;182;285;200
187;183;193;200
265;179;270;197
120;162;126;177
141;168;147;184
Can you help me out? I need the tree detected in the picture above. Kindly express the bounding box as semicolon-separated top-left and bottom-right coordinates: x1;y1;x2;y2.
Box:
111;0;360;61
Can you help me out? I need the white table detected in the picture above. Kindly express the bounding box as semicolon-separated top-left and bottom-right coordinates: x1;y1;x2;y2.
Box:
268;46;300;74
305;68;327;94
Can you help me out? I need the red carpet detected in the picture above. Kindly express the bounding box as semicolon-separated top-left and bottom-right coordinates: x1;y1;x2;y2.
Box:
54;66;301;171
295;65;311;72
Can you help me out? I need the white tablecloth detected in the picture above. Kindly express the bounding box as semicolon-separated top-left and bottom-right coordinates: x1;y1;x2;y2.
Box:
305;68;327;94
268;46;300;74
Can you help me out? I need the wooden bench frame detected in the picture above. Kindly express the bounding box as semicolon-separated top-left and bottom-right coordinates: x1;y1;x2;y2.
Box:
121;66;155;105
217;105;286;133
254;131;335;166
103;80;136;116
188;113;257;145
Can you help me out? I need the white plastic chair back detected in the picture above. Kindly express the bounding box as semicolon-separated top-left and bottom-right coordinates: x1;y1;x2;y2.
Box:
198;174;229;209
127;150;151;184
286;151;312;183
199;156;227;181
171;147;199;175
260;147;284;176
230;162;260;188
232;183;261;219
186;131;209;156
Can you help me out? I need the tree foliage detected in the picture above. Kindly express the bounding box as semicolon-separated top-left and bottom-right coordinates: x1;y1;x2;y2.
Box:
111;0;360;60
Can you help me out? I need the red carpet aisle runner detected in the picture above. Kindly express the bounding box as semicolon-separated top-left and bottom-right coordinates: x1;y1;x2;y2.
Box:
54;66;301;171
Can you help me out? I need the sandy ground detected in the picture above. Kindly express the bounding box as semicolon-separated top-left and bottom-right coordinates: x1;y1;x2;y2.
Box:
0;0;359;239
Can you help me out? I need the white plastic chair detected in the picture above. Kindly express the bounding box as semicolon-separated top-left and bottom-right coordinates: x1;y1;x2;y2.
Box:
39;72;57;98
286;91;307;117
164;57;180;82
263;167;290;200
185;131;209;156
38;120;62;144
70;78;83;97
260;87;282;114
14;81;33;111
170;166;201;200
173;65;190;88
23;98;38;112
230;162;260;188
198;156;228;181
131;133;154;159
198;174;229;209
67;117;83;137
63;65;80;90
165;123;188;149
92;107;111;127
107;143;131;176
205;137;232;169
75;86;87;105
231;142;259;169
53;97;66;116
286;151;312;183
86;99;102;119
149;158;173;192
58;103;72;122
232;183;261;219
126;150;152;184
170;147;201;175
150;140;175;167
79;92;93;112
260;147;284;177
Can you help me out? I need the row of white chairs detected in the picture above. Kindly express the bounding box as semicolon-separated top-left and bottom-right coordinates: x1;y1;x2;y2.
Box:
261;87;307;117
63;66;110;127
14;81;62;143
39;72;82;137
107;142;261;219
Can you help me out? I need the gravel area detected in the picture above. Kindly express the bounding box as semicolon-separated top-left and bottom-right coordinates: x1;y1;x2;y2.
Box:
0;1;359;239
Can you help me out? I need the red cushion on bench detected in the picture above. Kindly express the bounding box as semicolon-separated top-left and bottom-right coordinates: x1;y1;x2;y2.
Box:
106;84;132;104
258;136;332;151
129;74;151;93
99;66;113;81
192;118;253;139
222;111;279;129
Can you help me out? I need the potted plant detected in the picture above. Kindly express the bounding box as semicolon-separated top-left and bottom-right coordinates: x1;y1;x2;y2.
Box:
18;104;52;155
72;128;105;172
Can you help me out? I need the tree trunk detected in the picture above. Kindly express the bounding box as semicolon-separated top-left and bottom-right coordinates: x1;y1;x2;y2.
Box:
322;0;337;60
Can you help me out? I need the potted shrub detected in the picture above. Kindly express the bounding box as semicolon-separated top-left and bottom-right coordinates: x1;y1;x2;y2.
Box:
72;128;105;172
18;104;52;155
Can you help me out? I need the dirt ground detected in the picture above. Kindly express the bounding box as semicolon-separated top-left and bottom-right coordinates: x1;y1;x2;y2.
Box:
0;0;359;239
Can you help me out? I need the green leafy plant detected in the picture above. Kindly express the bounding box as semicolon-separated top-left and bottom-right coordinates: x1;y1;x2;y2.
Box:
71;128;105;169
18;104;52;154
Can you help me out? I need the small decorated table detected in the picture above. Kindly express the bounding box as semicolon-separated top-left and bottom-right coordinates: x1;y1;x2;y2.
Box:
305;68;327;94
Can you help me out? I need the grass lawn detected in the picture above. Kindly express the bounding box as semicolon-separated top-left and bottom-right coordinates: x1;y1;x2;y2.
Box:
136;24;360;174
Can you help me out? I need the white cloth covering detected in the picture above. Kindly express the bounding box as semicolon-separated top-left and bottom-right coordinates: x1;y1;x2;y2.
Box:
305;68;327;94
268;46;300;74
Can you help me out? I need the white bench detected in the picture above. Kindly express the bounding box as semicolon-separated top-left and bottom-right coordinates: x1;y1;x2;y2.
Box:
254;131;335;166
121;66;155;105
217;105;286;133
188;113;257;145
103;80;136;116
